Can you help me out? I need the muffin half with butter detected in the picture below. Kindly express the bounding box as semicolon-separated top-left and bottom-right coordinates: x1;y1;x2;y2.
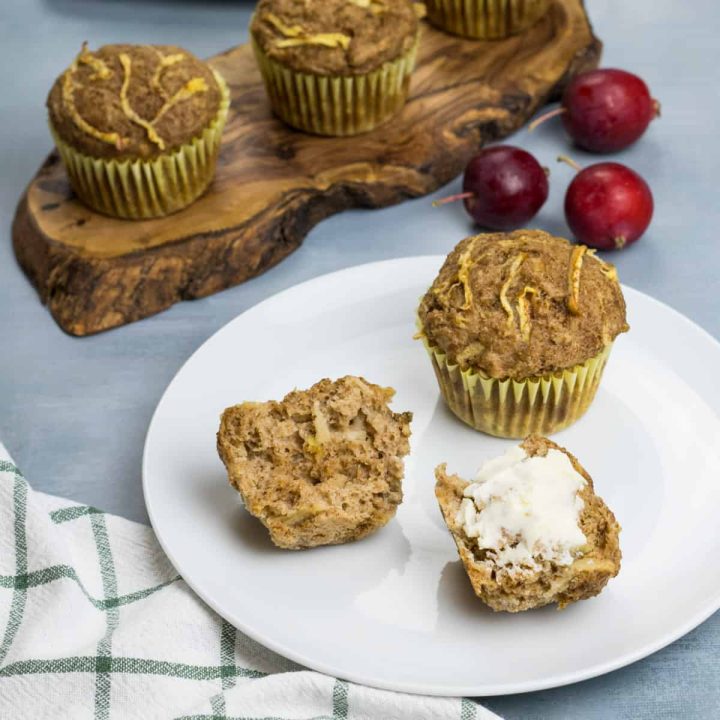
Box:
436;435;621;612
250;0;422;136
417;230;628;438
47;43;230;219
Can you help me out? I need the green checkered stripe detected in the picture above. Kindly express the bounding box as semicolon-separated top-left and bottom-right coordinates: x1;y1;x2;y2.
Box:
0;457;485;719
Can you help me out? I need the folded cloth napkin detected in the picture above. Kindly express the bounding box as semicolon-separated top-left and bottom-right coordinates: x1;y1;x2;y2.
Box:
0;443;499;720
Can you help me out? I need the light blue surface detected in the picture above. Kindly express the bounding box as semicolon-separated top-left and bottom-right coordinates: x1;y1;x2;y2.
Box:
1;0;718;716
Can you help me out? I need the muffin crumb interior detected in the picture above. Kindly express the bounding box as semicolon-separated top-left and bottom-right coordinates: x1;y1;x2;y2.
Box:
217;376;412;549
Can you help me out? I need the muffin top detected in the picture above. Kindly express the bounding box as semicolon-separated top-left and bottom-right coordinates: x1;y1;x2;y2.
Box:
251;0;421;76
418;230;629;379
47;43;223;160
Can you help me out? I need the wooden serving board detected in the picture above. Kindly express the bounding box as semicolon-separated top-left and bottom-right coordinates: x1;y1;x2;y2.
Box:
13;0;600;336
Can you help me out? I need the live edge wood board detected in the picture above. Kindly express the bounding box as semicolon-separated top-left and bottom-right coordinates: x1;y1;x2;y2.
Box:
13;0;600;336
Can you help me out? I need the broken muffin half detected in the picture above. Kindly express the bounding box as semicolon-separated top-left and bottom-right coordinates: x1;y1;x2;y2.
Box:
218;376;412;549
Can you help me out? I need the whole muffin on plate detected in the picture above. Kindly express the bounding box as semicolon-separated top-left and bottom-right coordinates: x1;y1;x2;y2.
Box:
47;43;230;219
217;376;413;549
250;0;422;136
417;229;628;438
424;0;550;39
435;435;621;612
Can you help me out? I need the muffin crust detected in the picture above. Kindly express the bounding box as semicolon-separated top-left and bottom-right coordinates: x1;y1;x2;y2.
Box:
435;435;622;612
217;376;412;549
418;230;629;379
251;0;421;76
47;43;222;160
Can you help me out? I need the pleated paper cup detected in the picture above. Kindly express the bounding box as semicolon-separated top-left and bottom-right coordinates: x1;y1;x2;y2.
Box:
251;35;418;136
422;338;613;438
425;0;550;39
50;70;230;220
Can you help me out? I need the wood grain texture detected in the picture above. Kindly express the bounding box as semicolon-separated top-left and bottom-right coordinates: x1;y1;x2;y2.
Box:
13;0;600;336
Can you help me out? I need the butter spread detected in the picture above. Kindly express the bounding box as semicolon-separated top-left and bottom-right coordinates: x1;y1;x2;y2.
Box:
456;446;587;571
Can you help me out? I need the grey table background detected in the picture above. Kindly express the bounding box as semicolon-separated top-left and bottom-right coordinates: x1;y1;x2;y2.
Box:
1;0;718;716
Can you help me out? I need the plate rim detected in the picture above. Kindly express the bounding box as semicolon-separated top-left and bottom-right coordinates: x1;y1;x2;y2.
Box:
142;254;720;697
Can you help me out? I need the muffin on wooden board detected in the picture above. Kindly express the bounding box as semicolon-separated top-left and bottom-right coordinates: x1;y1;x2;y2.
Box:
47;43;229;219
435;435;621;612
250;0;422;136
425;0;550;40
417;230;628;438
217;376;412;549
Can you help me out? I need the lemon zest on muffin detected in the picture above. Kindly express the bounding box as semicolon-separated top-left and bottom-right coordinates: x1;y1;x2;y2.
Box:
61;50;125;150
118;53;167;150
601;264;618;282
152;77;209;124
499;253;526;328
587;249;619;283
264;12;305;37
150;49;187;96
275;34;351;49
456;244;477;312
121;50;207;145
567;245;587;315
428;238;478;325
78;42;112;81
516;286;538;342
264;11;352;50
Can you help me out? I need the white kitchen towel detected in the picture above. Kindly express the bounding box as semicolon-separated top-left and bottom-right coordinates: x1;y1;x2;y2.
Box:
0;443;499;720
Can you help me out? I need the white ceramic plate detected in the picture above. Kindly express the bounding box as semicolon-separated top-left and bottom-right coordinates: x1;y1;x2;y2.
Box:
143;256;720;697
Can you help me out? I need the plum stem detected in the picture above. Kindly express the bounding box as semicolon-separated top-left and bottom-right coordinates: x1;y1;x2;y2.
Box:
557;155;583;172
432;192;474;207
652;99;662;118
528;106;566;132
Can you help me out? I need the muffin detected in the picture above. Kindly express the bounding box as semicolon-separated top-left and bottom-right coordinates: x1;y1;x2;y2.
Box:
47;43;230;219
435;435;621;612
425;0;550;39
250;0;421;136
217;376;413;549
417;230;628;438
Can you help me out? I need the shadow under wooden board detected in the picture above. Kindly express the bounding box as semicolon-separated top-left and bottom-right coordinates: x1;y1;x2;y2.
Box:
13;0;600;336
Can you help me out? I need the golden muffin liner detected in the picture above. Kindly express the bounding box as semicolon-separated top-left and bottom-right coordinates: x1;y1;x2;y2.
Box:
49;71;230;220
422;338;613;438
424;0;550;39
251;35;419;136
